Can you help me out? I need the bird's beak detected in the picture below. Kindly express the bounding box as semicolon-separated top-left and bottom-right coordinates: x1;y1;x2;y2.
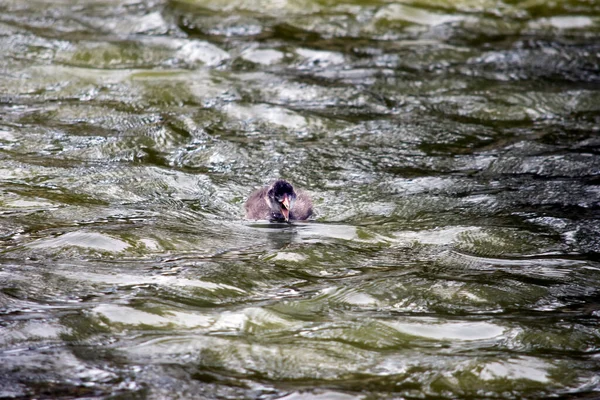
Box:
281;195;290;221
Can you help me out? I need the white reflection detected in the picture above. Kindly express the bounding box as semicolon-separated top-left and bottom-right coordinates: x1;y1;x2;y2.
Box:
93;304;213;328
384;318;505;341
374;4;466;26
479;357;551;383
52;270;246;293
241;48;285;65
28;231;130;252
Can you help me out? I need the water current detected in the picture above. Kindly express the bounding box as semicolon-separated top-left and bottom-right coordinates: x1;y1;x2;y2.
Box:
1;0;600;398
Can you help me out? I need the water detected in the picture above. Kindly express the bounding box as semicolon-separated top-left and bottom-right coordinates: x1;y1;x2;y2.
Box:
1;0;600;398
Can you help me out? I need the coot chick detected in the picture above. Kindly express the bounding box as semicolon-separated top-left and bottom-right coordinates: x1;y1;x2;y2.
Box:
245;180;313;222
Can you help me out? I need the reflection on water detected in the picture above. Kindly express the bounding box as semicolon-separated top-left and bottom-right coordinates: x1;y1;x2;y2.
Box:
1;0;600;398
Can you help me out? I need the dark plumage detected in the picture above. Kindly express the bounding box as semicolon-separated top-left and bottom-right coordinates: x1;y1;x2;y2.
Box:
245;180;313;222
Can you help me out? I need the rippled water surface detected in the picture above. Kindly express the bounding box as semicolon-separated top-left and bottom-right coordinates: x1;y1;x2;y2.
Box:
1;0;600;398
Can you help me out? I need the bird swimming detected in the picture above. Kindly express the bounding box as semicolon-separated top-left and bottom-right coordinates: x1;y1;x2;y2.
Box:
245;180;313;222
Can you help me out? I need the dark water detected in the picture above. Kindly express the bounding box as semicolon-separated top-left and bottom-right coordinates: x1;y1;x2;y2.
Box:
1;0;600;398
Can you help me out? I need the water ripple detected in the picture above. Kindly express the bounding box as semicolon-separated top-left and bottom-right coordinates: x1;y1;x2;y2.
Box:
1;0;600;398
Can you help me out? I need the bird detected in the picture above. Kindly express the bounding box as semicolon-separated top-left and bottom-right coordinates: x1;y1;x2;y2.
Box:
245;180;313;222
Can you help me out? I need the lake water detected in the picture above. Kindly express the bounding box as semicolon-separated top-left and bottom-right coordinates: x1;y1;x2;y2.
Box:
1;0;599;398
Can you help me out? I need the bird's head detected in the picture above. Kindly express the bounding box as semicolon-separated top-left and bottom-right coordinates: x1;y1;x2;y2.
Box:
267;180;297;222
